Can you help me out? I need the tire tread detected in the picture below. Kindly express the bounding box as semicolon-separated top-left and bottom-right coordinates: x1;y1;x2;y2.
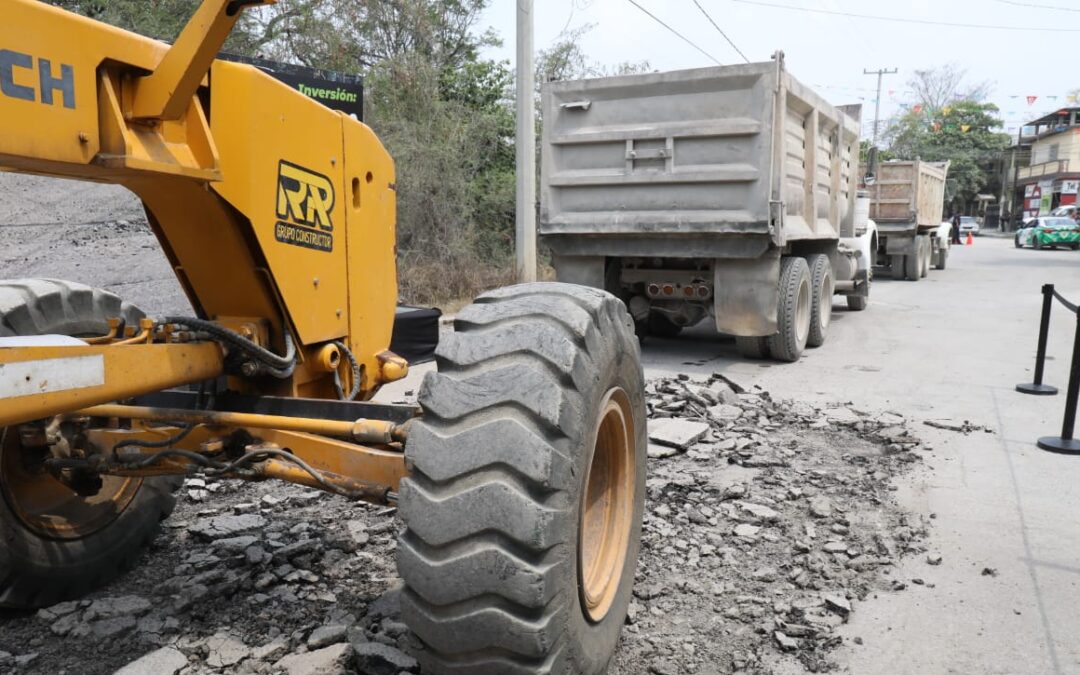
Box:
399;282;643;674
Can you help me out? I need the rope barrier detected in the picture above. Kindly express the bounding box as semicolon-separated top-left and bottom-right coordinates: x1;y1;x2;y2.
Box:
1017;284;1080;454
1051;289;1079;315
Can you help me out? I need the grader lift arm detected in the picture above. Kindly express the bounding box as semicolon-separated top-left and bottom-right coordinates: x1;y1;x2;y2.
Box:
0;2;647;673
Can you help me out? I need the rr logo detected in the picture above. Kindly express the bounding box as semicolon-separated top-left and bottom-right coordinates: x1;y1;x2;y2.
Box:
0;49;75;109
275;161;335;252
276;160;335;231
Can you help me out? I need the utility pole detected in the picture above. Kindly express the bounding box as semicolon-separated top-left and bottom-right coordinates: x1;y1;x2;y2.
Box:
863;67;898;148
515;0;537;283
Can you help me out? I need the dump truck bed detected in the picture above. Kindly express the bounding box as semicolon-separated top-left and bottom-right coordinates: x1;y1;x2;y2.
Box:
868;160;949;231
540;59;861;254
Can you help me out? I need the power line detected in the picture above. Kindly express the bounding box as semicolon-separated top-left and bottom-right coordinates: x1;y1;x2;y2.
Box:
731;0;1080;32
625;0;723;65
691;0;750;64
991;0;1080;11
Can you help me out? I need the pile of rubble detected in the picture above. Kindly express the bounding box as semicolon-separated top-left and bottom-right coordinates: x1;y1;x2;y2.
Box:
0;372;934;675
609;374;932;674
0;482;415;675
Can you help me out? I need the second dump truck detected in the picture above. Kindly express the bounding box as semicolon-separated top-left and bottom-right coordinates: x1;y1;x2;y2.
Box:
540;55;872;363
868;159;951;280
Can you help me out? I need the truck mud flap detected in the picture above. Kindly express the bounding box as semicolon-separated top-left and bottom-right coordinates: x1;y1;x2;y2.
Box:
713;251;780;337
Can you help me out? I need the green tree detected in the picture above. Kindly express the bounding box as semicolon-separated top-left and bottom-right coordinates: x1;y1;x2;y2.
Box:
884;100;1010;211
250;0;496;72
46;0;278;54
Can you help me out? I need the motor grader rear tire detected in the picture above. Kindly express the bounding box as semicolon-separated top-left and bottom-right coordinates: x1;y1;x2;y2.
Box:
397;282;646;674
0;279;181;609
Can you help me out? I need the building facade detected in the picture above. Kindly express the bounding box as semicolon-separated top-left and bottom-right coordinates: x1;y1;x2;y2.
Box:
1003;108;1080;226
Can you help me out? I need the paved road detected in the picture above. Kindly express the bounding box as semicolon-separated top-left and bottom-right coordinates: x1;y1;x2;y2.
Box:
382;236;1080;673
641;236;1080;674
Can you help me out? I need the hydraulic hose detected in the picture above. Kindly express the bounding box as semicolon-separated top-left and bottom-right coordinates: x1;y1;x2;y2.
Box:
162;316;296;378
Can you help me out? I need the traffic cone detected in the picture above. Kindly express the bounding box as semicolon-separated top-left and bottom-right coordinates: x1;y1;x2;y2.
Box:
966;232;974;246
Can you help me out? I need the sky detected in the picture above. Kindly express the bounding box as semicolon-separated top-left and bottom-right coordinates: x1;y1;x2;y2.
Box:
478;0;1080;139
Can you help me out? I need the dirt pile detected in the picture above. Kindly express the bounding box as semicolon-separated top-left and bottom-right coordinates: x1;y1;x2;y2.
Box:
0;479;411;675
609;374;931;674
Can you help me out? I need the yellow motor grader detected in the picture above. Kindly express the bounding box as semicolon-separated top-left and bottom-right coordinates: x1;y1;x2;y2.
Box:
0;1;646;672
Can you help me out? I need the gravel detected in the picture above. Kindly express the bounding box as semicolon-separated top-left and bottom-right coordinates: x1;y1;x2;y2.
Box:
608;374;930;674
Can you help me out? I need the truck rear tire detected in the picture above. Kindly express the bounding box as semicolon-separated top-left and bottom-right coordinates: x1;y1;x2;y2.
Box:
647;312;683;338
891;255;906;281
905;249;921;281
935;246;949;270
0;279;180;609
920;239;930;278
398;282;646;675
846;294;868;311
806;254;833;348
735;336;771;359
768;257;812;363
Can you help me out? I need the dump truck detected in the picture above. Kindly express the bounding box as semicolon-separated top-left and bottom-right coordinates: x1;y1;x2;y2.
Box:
0;2;646;673
540;55;871;363
868;159;950;280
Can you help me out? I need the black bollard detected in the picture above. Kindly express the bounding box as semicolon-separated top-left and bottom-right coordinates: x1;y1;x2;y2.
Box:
1038;308;1080;454
1017;283;1059;396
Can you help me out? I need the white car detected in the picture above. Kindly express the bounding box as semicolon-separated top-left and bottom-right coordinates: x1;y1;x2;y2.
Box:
1052;205;1078;219
958;216;980;236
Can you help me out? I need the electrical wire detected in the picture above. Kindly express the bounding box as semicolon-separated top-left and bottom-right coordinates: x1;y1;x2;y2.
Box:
52;446;382;500
113;424;195;453
331;340;361;401
560;0;576;35
730;0;1080;32
120;446;376;500
112;448;225;470
691;0;750;64
991;0;1080;11
625;0;723;65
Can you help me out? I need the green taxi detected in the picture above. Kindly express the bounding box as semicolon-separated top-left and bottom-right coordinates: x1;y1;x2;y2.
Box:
1015;216;1080;250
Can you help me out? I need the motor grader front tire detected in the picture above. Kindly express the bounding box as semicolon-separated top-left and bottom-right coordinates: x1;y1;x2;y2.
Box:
0;279;181;609
397;282;646;674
